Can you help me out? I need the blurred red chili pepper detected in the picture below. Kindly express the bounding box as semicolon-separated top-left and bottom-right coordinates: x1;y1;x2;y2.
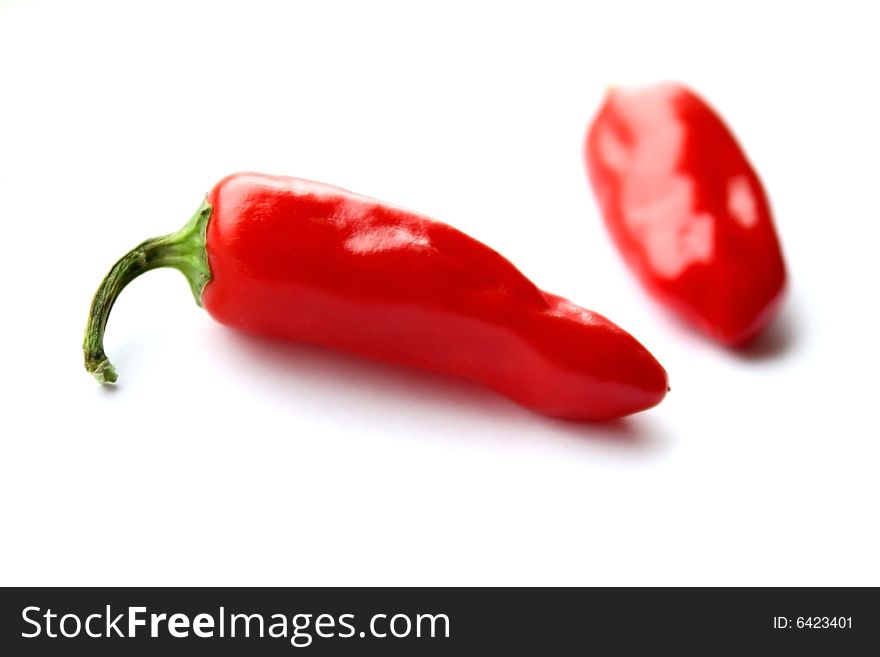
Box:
84;173;668;420
585;82;786;346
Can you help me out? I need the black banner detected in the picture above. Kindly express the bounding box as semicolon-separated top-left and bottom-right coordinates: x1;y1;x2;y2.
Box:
1;587;875;654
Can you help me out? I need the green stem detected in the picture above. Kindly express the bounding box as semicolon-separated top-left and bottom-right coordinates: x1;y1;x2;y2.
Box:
83;198;213;383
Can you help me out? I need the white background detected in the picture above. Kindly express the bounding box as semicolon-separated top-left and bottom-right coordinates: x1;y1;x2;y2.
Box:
1;0;878;586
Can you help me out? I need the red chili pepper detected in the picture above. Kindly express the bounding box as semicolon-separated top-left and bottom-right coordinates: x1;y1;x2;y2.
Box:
84;173;668;420
585;83;787;346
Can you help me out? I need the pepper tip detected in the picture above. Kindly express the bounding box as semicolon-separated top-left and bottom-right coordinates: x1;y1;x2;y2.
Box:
88;358;118;385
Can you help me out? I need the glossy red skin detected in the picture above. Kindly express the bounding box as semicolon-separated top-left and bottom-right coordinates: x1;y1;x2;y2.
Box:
201;173;668;420
586;83;786;346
